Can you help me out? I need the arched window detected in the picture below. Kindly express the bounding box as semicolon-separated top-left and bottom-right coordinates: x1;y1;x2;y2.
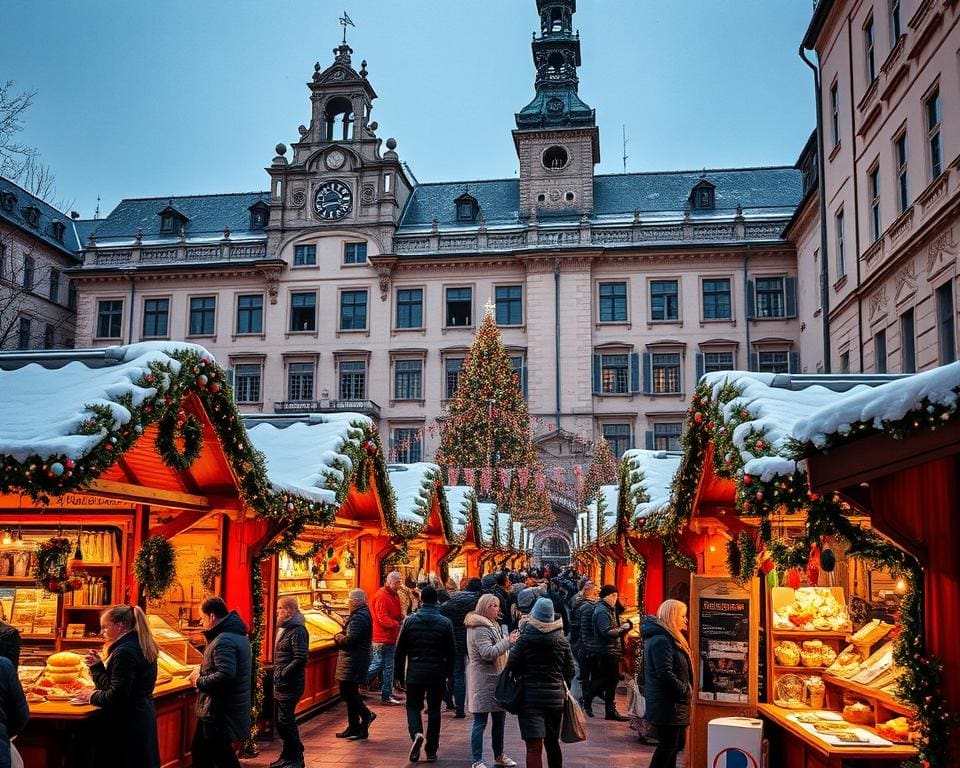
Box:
551;8;563;32
324;97;355;141
548;52;564;72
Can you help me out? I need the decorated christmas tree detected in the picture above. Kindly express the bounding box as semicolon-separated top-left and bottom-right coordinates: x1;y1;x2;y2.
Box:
437;303;553;527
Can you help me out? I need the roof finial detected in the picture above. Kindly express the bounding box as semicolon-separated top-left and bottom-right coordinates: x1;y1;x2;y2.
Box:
339;11;355;45
94;195;101;220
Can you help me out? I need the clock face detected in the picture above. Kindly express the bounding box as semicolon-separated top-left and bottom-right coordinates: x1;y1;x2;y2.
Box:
314;180;353;220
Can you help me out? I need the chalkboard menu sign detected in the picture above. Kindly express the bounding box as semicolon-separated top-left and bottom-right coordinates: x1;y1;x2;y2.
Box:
697;583;751;704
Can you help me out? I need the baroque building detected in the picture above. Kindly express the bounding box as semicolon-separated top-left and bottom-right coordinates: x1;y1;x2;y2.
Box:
68;0;803;478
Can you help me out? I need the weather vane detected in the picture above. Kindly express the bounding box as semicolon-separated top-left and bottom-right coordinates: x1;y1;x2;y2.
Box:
340;11;355;44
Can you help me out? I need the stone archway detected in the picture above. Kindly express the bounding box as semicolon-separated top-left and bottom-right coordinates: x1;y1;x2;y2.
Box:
531;526;572;569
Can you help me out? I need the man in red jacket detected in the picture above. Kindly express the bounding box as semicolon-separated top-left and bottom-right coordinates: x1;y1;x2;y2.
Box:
366;570;404;704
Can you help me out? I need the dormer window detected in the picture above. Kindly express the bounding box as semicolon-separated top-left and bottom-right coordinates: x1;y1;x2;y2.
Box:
455;191;479;223
249;201;269;230
690;180;715;211
160;214;177;234
23;206;40;228
158;205;189;235
0;192;15;212
50;221;65;242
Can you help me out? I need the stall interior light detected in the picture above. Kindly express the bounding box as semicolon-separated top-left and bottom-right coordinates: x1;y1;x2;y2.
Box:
1;530;11;546
895;578;907;593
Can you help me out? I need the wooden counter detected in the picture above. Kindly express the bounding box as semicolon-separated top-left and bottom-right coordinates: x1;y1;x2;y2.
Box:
758;703;916;768
295;641;340;716
18;677;197;768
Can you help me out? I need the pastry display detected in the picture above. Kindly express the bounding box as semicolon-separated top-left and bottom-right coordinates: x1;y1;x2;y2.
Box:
850;618;893;646
851;642;895;686
774;640;801;666
819;646;837;666
825;645;861;678
773;587;850;632
875;716;912;744
805;676;825;708
801;640;824;667
774;674;806;708
841;700;874;725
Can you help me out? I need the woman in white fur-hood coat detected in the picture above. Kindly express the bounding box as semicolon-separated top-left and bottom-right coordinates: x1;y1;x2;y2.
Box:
465;598;513;713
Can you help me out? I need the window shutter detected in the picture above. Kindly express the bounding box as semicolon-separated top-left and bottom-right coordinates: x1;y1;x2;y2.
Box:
592;354;601;394
695;352;705;382
750;352;759;372
226;368;235;387
644;430;654;450
746;279;756;319
630;352;641;393
789;351;801;373
785;277;798;318
642;352;652;394
522;363;529;399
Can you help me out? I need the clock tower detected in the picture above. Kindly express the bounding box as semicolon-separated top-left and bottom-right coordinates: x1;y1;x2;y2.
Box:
514;0;599;218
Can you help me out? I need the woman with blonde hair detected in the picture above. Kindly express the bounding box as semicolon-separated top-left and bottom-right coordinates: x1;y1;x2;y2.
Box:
78;604;160;768
641;599;692;768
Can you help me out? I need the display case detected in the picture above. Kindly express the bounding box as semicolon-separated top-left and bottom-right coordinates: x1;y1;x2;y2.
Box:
303;608;344;650
146;614;203;675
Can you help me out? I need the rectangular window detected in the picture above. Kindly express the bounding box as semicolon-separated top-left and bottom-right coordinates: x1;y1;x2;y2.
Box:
22;256;34;290
875;329;887;373
937;281;956;364
598;281;628;322
394;359;423;400
600;354;629;394
652;353;681;394
509;355;526;398
830;82;840;148
495;285;523;326
43;323;54;350
344;242;368;264
702;278;731;320
234;364;262;403
293;244;316;266
96;300;123;338
890;0;901;42
653;422;682;452
189;296;216;336
864;16;876;83
840;351;851;373
703;351;734;374
68;283;77;311
287;362;315;401
901;308;916;373
445;357;464;399
869;165;881;242
650;280;679;321
340;289;368;330
17;317;30;350
446;287;472;327
49;268;60;303
396;288;423;329
290;292;316;332
895;132;909;213
602;424;632;457
142;298;169;338
391;428;422;464
927;89;942;180
757;351;789;374
236;294;263;334
836;210;846;277
756;277;786;318
339;360;367;400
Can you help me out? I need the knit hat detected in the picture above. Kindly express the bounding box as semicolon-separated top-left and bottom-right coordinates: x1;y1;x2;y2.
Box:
467;577;483;592
530;597;555;623
516;587;539;614
599;584;618;599
481;574;497;589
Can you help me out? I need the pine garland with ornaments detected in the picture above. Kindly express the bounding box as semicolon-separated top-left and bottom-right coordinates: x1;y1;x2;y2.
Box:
34;536;83;594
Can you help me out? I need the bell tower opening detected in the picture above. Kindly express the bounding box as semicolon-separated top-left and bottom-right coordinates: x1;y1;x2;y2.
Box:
324;97;355;141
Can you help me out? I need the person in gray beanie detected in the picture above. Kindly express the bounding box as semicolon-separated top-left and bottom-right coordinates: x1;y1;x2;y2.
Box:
505;598;574;768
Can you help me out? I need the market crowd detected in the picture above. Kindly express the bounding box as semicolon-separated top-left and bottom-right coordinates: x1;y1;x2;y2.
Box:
0;566;693;768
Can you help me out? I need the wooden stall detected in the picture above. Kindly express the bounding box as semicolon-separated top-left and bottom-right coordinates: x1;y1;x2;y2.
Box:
443;485;484;586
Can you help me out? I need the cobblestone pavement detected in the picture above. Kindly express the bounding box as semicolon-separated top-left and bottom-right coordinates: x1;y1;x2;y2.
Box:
244;688;674;768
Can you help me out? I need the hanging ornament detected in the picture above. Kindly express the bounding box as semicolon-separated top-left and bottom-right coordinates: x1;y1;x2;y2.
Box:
820;546;836;573
49;462;65;477
69;534;84;574
786;568;802;590
463;468;476;487
480;466;493;494
551;465;565;488
498;467;511;490
446;466;460;487
517;467;530;489
534;470;547;493
806;542;821;585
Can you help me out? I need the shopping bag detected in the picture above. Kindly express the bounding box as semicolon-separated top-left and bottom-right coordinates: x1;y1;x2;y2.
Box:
494;668;524;714
10;742;23;768
560;686;587;743
626;677;646;718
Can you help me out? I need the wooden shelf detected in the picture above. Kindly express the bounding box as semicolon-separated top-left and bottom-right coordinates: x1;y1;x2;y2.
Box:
822;673;915;717
63;606;108;611
771;629;849;639
772;665;831;674
278;589;313;596
0;577;41;583
20;634;56;640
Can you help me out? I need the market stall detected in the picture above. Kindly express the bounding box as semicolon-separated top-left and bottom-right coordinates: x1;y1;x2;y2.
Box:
0;342;278;768
475;501;501;575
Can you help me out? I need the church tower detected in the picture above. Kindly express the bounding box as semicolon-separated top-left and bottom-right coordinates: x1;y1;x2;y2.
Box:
514;0;600;218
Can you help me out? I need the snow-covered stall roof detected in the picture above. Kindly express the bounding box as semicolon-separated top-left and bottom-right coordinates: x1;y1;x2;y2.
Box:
477;501;498;549
512;521;525;552
497;512;513;549
444;485;477;543
586;484;619;542
622;450;682;522
245;413;374;507
387;462;442;529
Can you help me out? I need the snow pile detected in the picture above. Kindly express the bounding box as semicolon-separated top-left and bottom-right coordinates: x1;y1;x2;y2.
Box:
444;485;477;541
622;449;682;520
246;414;373;505
794;362;960;446
388;463;441;526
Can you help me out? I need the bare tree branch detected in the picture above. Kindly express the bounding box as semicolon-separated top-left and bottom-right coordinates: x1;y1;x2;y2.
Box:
0;80;39;180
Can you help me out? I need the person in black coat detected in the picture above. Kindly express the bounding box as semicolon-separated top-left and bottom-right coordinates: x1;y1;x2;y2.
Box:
583;585;631;720
571;582;598;698
78;604;160;768
505;598;574;768
395;586;455;762
0;655;28;768
334;589;375;740
439;577;482;717
0;621;20;668
190;597;252;768
273;596;309;768
642;600;693;768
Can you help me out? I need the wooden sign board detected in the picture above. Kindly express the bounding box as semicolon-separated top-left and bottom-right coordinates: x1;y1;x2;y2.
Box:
0;493;135;510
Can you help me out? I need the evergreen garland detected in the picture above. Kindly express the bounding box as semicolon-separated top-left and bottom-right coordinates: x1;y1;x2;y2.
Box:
134;535;177;599
155;409;204;470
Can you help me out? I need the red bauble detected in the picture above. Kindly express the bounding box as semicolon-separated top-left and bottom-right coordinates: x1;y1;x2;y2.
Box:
743;475;752;485
693;412;703;424
209;383;220;393
786;569;802;590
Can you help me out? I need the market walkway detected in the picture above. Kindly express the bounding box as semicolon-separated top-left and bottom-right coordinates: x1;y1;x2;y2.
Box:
248;690;669;768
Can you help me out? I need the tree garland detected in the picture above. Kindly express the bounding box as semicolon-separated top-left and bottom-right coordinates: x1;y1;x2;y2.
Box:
155;409;204;471
34;536;83;594
134;535;177;600
726;531;757;584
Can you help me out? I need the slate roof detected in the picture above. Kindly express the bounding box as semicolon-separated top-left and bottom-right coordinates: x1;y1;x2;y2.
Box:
90;191;271;244
397;166;802;231
72;219;101;247
0;176;84;259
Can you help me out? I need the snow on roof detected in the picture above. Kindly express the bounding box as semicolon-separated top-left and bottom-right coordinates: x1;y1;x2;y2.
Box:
793;362;960;447
443;485;476;540
477;501;498;547
387;463;441;526
701;371;871;481
497;512;513;548
622;450;682;521
512;521;524;550
245;414;373;505
0;341;213;462
587;484;619;536
576;509;593;546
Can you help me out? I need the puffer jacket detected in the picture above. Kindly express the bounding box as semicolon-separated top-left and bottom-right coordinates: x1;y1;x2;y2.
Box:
371;586;403;644
505;615;574;712
439;588;482;653
641;616;692;726
335;604;372;683
568;593;587;645
394;604;455;686
573;597;598;655
196;611;252;741
0;656;27;768
464;612;511;714
589;599;625;658
273;612;309;701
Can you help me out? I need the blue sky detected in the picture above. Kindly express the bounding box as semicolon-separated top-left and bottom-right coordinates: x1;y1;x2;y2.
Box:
3;1;815;218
